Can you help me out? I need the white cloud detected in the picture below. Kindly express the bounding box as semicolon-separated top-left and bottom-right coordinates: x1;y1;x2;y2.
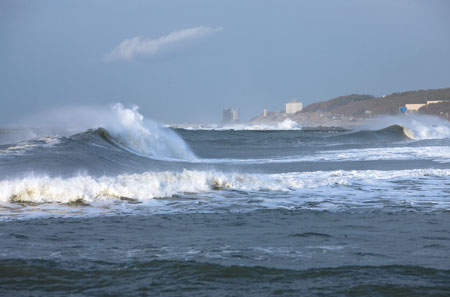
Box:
104;26;223;61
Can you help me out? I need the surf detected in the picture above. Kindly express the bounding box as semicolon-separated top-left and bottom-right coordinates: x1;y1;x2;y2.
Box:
357;114;450;140
2;168;450;205
171;118;303;131
95;104;196;161
5;103;197;161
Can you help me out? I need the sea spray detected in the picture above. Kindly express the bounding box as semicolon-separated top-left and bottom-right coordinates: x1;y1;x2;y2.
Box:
277;118;301;130
10;103;197;161
173;118;302;131
106;104;196;160
360;114;450;140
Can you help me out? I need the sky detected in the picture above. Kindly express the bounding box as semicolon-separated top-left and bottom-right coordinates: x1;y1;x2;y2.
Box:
1;0;450;124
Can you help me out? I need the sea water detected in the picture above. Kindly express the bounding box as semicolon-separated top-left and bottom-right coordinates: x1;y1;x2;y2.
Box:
0;105;449;296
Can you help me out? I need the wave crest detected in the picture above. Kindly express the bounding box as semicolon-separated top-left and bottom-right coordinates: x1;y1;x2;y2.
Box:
102;104;196;160
360;115;450;140
8;103;197;161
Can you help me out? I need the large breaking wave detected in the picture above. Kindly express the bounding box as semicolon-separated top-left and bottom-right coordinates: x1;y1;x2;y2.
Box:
99;104;196;160
3;104;196;161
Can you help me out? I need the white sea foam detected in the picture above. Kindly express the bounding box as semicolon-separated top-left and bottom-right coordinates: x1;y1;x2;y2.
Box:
171;118;302;131
1;168;450;205
276;118;301;130
314;146;450;163
200;146;450;164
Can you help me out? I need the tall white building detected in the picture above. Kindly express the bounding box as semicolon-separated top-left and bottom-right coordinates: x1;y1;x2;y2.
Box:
285;99;303;114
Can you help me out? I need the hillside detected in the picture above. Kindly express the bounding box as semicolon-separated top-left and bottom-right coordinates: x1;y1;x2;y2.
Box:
419;101;450;118
302;94;375;113
302;88;450;117
250;87;450;126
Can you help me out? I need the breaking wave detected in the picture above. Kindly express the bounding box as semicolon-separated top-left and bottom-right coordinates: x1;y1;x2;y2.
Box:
359;115;450;140
171;118;302;131
1;168;450;204
98;104;196;160
4;104;197;161
336;124;414;141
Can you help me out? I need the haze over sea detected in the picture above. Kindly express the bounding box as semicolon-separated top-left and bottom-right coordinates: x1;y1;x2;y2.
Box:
0;104;450;296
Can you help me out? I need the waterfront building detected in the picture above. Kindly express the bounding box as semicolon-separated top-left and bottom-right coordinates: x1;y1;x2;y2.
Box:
285;99;303;114
405;103;426;112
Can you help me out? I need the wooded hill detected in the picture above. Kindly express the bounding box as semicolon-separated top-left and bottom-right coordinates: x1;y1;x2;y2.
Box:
302;88;450;117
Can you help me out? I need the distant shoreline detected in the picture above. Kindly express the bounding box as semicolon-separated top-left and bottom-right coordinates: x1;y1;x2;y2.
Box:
251;87;450;126
250;111;364;128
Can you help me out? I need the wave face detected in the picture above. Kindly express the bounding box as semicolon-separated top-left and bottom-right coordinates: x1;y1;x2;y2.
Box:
331;124;414;142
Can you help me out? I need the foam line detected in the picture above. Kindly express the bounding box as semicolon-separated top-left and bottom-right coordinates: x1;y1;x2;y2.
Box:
1;168;449;204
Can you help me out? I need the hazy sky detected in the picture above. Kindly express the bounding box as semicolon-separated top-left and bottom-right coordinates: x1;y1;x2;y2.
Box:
1;0;450;124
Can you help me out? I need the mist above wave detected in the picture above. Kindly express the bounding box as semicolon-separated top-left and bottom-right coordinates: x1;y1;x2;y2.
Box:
7;103;197;161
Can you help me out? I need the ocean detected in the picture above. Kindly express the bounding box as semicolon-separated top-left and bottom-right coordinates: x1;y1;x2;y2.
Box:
1;104;450;296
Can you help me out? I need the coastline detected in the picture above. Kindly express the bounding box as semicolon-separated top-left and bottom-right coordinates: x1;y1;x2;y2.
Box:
250;111;365;128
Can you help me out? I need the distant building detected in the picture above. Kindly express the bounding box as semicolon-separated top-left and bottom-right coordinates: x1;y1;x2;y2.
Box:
263;109;267;117
223;108;240;124
427;100;444;105
223;108;232;123
405;103;426;112
401;100;449;114
232;109;240;122
285;99;303;114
